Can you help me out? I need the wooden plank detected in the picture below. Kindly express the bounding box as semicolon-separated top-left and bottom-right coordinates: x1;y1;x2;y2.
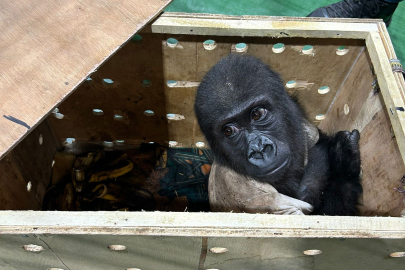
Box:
161;12;384;24
152;13;379;39
366;32;405;165
0;0;172;160
2;212;405;238
0;234;201;270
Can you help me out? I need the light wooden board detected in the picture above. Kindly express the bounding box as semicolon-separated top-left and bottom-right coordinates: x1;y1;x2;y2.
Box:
2;211;405;239
366;30;405;165
157;35;364;147
0;0;172;160
152;13;380;38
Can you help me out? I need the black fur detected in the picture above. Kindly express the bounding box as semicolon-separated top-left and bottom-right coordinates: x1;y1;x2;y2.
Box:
194;55;362;216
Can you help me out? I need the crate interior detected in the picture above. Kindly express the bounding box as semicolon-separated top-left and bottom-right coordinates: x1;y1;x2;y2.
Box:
1;27;404;216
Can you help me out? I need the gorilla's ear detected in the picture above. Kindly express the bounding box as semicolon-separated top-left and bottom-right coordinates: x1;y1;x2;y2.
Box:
302;118;319;149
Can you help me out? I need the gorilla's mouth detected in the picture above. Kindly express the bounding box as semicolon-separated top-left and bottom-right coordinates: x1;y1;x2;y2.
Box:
248;144;273;160
254;157;290;177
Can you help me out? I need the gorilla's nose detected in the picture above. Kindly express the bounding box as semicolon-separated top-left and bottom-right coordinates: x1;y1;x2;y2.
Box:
247;135;276;165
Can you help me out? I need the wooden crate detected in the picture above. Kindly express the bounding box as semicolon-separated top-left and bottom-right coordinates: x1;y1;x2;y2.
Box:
1;2;405;269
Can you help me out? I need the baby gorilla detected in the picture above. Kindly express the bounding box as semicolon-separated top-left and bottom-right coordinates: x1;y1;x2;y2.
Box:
195;55;362;216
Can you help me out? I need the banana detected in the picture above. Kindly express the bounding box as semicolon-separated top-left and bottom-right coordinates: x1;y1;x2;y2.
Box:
89;160;133;182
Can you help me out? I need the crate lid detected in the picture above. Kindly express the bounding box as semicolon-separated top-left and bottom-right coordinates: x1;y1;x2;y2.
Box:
0;0;172;160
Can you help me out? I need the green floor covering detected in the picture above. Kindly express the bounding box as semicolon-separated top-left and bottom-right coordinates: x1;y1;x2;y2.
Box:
166;0;404;62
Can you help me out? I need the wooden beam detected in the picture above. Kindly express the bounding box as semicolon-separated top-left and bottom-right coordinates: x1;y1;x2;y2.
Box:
366;31;405;164
2;211;405;238
0;0;172;160
152;13;379;38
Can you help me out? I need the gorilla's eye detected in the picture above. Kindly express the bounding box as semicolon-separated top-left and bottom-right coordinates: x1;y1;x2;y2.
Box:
251;107;267;121
223;125;236;137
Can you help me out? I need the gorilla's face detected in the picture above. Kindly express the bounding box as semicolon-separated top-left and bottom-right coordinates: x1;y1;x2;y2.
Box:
218;103;292;179
195;55;306;184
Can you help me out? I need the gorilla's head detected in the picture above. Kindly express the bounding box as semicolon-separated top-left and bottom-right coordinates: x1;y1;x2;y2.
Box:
195;55;307;185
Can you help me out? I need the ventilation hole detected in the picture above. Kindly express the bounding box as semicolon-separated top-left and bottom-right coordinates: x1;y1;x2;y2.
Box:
92;109;104;116
23;244;43;252
318;86;330;94
63;138;76;146
303;249;322;256
203;39;217;50
301;45;314;55
141;79;152;87
210;247;228;254
390;252;405;258
336;46;349;56
103;78;114;85
144;110;155;116
27;181;32;192
286;80;297;88
196;142;205;148
114;114;124;121
86;77;93;84
344;103;350;115
169;141;178;147
272;43;285;53
315;114;326;121
132;34;142;42
103;141;113;147
166;38;178;48
235;43;248;52
108;245;126;251
39;134;43;145
54;112;64;119
167;80;178;87
166;113;185;120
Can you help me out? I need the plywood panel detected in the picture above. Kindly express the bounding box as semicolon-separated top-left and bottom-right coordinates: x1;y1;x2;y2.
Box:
0;234;201;270
0;121;57;210
48;33;169;145
206;237;405;270
318;49;376;133
0;0;172;160
358;105;405;216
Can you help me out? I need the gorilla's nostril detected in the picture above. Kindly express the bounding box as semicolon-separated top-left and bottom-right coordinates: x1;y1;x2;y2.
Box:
263;144;273;153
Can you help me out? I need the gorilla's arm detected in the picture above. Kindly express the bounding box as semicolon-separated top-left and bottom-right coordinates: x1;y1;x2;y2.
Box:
297;140;330;209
